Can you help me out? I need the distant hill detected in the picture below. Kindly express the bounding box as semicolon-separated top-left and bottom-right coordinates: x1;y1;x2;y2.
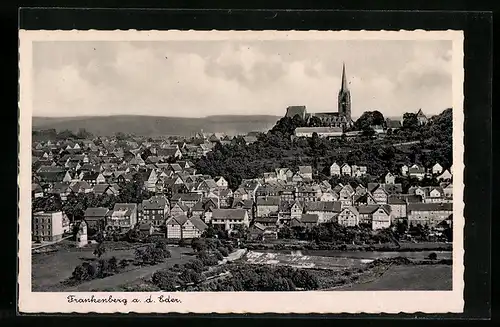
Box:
32;115;281;137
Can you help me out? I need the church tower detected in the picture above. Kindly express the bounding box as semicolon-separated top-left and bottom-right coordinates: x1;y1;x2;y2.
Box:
338;63;351;121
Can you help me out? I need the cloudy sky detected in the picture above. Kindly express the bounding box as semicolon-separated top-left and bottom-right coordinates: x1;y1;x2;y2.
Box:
33;40;452;118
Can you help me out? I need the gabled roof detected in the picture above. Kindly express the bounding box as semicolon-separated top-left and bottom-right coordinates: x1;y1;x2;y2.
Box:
301;213;319;223
189;216;208;231
357;205;381;215
340;206;359;215
142;196;169;210
305;201;341;212
172;202;189;212
211;208;247;220
298;165;313;174
84;207;110;217
408;203;452;212
387;195;407;205
231;198;254;210
113;203;137;212
171;193;202;202
256;196;281;206
167;214;189;226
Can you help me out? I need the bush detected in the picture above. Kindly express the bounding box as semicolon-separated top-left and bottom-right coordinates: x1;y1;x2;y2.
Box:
218;247;229;257
135;242;172;265
196;251;219;266
119;259;129;269
184;259;205;273
178;268;204;285
151;269;180;291
214;251;224;261
428;252;438;260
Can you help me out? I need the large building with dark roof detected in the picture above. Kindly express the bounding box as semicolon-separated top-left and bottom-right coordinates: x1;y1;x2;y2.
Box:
285;63;354;130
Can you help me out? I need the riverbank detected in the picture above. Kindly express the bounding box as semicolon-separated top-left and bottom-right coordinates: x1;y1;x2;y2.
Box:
243;240;452;252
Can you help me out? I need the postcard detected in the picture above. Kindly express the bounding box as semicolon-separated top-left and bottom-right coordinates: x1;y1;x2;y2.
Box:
19;29;464;314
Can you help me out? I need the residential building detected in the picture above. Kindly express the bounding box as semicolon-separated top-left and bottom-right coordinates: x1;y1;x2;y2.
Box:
298;165;313;180
407;203;453;228
256;196;281;218
211;209;250;231
275;168;293;181
432;163;444;175
107;203;138;230
142;196;170;227
408;164;426;180
337;207;359;227
165;215;207;239
387;196;407;223
384;172;396;185
300;213;320;227
341;163;352;176
32;211;65;242
170;202;190;218
84;207;110;231
371;205;392;230
339;184;355;207
437;169;453;181
214;176;229;189
290;200;304;221
368;184;389;204
401;164;409;176
305;201;341;223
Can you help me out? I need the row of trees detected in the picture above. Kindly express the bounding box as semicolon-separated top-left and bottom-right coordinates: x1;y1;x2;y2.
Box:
194;264;319;292
33;128;94;142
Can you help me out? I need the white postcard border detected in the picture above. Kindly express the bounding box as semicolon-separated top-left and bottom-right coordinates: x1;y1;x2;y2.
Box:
18;30;465;314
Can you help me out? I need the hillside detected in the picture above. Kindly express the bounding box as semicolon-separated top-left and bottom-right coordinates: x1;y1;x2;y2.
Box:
32;115;281;137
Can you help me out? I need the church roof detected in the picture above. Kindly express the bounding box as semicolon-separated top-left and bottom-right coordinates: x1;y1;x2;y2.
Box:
286;106;307;118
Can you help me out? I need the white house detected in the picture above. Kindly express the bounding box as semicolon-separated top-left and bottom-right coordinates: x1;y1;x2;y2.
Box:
215;176;229;189
401;164;409;176
437;169;453;181
384;172;396;185
371;206;392;230
211;209;250;231
337;207;359;227
341;164;352;176
330;162;341;176
432;163;444;175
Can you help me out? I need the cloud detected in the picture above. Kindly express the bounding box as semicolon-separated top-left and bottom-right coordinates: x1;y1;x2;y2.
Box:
33;40;453;118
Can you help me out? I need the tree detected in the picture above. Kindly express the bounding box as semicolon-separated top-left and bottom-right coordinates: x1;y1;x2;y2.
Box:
93;243;106;258
402;113;419;130
151;269;179;291
191;238;207;252
354;111;386;131
76;128;93;139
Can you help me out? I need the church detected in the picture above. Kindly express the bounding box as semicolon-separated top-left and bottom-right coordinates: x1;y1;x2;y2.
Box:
285;63;354;130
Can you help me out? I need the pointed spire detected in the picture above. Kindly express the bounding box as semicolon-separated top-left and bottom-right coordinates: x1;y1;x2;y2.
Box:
341;62;348;91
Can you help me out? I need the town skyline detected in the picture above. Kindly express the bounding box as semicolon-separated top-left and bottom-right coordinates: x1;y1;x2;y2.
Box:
33;40;452;118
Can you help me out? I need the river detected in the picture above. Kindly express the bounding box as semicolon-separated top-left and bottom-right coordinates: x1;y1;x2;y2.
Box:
244;249;452;270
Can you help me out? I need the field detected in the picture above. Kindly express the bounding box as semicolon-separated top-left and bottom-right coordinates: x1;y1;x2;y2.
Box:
31;241;193;291
336;264;452;291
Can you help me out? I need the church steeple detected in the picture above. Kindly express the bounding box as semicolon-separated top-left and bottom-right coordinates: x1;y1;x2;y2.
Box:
338;62;352;122
341;62;348;92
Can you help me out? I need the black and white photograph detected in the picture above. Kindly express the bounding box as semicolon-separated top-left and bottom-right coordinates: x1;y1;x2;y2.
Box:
18;30;464;314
